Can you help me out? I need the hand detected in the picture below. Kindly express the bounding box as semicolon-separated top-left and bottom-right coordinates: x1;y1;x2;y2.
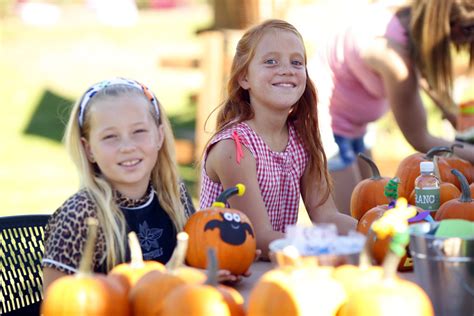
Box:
217;249;262;284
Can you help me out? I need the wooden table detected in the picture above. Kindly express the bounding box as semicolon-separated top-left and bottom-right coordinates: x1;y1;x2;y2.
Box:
234;261;420;302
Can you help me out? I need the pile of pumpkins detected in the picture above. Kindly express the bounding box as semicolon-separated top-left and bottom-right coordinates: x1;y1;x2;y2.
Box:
40;147;474;315
42;185;257;316
352;146;474;271
247;240;434;316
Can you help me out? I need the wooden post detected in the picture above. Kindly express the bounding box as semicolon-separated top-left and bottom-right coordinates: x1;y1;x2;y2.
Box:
194;30;244;191
195;31;225;164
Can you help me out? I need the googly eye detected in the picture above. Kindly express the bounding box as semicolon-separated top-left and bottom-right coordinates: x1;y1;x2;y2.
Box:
223;212;233;221
233;213;241;222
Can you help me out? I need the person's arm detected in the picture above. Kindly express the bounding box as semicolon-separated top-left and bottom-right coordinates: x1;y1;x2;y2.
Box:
301;168;357;234
419;78;458;127
362;38;474;163
42;267;68;293
205;139;284;259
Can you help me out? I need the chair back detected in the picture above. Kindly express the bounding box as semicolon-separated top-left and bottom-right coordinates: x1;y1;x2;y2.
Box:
0;214;50;315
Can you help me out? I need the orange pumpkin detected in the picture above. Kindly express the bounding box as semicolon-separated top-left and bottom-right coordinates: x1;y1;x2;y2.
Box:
248;248;346;316
130;232;207;316
185;184;256;275
41;219;129;316
109;231;166;293
444;144;474;184
435;169;474;221
161;248;245;316
407;156;460;216
339;219;433;316
350;153;390;220
395;146;457;198
357;204;425;271
339;278;434;316
332;264;384;295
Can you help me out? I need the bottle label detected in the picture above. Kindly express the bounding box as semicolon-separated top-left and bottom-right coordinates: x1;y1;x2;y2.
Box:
415;188;440;211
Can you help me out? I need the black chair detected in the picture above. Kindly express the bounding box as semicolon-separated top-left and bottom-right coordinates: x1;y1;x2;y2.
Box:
1;214;50;315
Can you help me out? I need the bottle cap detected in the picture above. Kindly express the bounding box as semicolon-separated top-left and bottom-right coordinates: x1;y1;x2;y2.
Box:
420;161;434;173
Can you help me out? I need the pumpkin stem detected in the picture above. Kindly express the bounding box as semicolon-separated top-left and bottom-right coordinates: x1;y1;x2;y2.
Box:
358;153;382;179
450;143;464;157
128;231;145;268
433;156;442;180
205;247;219;287
424;146;452;159
451;169;472;202
212;184;246;207
166;232;189;271
78;217;99;275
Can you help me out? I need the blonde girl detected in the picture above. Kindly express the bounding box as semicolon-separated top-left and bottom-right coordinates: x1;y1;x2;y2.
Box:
42;78;195;290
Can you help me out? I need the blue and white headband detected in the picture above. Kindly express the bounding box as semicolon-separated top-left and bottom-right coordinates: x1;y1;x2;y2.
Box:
78;77;160;127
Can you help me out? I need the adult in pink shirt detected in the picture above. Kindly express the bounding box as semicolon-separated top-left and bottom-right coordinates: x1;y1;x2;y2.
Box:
314;0;474;211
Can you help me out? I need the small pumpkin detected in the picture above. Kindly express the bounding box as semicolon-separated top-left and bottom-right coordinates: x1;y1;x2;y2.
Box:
395;146;457;198
41;218;129;316
109;231;166;293
357;183;425;271
161;248;245;316
130;232;207;316
350;153;391;220
185;184;256;275
435;169;474;221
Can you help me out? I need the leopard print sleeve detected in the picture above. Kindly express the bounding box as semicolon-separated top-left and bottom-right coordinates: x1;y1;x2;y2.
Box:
42;190;107;274
179;181;196;219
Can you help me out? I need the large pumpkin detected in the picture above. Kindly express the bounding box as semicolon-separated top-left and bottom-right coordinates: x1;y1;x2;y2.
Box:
41;218;129;316
185;184;256;275
435;169;474;221
395;146;457;198
350;153;390;220
247;247;346;316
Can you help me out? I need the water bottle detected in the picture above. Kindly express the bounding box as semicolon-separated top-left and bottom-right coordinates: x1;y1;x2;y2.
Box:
415;161;440;212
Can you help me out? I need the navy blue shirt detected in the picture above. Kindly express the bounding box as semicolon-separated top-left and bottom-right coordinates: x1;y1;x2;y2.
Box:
121;193;177;264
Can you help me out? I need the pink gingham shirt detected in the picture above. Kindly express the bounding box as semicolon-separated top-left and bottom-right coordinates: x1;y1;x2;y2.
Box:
200;122;308;232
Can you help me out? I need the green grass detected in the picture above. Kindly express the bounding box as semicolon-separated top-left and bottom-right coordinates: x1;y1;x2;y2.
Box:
0;5;210;216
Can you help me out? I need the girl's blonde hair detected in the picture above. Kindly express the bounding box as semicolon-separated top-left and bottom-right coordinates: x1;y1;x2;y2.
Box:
64;84;186;270
207;19;332;205
409;0;474;108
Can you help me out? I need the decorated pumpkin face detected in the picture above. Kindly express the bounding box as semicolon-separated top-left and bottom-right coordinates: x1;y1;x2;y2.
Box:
185;184;256;275
185;208;256;275
205;211;254;245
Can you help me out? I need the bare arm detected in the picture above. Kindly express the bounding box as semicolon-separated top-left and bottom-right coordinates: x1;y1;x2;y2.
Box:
362;38;474;163
42;267;68;293
205;140;284;259
301;168;357;234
